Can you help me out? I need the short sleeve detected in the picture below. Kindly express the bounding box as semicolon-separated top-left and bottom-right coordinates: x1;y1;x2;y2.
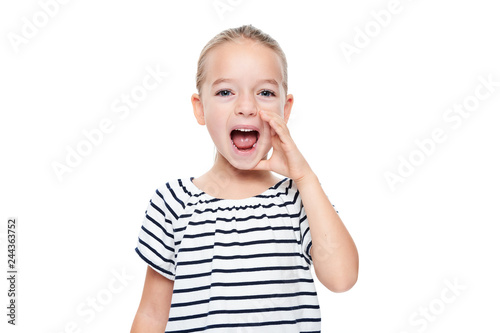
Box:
299;200;338;266
135;186;177;281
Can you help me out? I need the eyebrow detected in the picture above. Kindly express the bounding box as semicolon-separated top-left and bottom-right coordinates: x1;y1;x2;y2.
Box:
259;79;279;88
211;78;279;88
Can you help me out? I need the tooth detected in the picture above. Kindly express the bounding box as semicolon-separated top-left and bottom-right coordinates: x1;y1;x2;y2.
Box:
235;128;256;132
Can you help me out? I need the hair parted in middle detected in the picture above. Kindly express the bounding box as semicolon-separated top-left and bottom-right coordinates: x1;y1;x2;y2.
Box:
195;24;288;97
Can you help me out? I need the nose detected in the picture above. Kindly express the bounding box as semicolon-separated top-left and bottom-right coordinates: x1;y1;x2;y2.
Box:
234;92;258;117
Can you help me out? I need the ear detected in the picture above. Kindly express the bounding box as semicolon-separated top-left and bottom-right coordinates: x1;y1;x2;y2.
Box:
191;93;205;125
283;94;294;124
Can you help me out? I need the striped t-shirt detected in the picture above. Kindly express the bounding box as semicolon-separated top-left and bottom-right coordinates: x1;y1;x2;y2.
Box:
136;176;337;333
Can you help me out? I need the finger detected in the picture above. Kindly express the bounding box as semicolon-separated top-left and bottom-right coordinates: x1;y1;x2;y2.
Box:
271;128;282;147
268;117;292;147
259;109;279;124
260;110;295;150
260;111;286;135
260;110;277;136
269;111;289;133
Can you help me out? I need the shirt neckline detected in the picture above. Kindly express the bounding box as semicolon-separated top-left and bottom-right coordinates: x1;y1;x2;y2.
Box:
187;176;289;202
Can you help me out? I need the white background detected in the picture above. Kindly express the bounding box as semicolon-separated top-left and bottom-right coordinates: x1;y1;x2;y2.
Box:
1;0;499;332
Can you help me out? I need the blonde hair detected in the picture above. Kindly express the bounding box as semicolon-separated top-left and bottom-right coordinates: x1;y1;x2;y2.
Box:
195;24;288;96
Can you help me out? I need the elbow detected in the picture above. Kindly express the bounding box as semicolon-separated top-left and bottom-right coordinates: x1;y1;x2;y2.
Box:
313;243;359;293
321;273;358;293
318;267;358;293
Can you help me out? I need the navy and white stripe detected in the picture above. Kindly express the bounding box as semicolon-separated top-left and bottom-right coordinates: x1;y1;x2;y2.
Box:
136;176;338;333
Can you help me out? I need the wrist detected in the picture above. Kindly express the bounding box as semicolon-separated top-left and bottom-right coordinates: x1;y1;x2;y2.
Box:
294;169;317;186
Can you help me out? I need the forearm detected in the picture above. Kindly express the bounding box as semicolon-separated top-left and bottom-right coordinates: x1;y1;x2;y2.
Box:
295;171;358;292
131;311;168;333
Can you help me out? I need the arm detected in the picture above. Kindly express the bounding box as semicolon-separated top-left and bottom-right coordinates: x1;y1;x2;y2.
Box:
296;172;358;293
130;266;174;333
252;108;359;292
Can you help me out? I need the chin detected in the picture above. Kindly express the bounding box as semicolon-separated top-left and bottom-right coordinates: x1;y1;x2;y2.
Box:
229;159;258;171
228;152;266;171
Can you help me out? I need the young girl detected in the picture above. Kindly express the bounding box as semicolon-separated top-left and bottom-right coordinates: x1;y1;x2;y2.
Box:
131;25;358;333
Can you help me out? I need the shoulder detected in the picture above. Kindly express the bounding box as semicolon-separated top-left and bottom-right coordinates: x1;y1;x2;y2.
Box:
282;178;300;200
152;177;195;219
267;177;303;213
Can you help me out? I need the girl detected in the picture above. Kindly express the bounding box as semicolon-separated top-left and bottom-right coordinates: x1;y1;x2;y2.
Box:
131;25;358;333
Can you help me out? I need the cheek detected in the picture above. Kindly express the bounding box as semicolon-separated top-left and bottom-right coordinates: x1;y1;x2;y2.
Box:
279;100;288;115
206;121;225;140
263;101;285;118
205;116;229;144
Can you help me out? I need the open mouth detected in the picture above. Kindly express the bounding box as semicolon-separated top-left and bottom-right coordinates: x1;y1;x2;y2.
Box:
230;128;260;152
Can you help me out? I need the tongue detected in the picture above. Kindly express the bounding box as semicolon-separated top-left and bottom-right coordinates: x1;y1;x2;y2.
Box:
231;130;258;150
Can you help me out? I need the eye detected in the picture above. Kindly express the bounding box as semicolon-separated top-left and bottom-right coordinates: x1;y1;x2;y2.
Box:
259;89;276;97
216;89;233;97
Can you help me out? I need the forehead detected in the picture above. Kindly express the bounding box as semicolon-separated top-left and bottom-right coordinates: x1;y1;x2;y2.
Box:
203;39;284;88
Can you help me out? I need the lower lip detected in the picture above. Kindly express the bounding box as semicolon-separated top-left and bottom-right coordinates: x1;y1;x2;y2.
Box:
231;139;258;156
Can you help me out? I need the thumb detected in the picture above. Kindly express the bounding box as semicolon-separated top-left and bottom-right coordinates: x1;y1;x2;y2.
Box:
251;159;271;172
